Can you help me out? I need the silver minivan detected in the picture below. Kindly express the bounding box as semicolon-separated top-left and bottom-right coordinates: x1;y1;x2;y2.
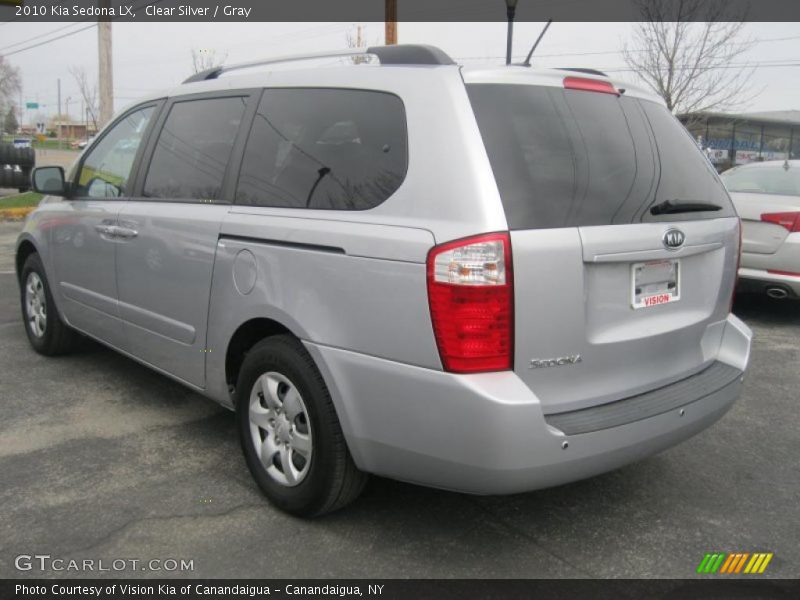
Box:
17;45;752;516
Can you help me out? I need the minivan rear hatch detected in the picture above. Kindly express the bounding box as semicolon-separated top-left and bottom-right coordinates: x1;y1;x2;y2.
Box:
466;73;740;414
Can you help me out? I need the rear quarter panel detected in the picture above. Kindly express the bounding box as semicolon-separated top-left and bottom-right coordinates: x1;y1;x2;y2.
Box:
204;212;439;407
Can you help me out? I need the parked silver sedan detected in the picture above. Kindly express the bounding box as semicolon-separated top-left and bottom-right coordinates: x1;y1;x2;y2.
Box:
721;160;800;299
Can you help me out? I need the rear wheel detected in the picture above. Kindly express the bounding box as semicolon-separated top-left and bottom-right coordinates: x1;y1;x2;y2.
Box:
236;335;367;516
20;253;78;355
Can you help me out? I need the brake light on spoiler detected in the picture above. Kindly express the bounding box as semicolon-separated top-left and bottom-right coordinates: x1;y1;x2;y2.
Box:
563;76;619;96
427;233;513;374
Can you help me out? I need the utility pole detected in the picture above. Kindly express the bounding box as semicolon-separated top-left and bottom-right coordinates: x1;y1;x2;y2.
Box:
385;0;397;45
98;0;114;128
57;78;62;149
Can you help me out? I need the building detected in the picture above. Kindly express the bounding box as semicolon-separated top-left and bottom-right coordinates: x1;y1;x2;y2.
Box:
679;110;800;172
47;116;97;140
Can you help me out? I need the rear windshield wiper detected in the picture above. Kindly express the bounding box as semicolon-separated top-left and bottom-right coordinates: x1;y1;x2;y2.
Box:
650;199;723;216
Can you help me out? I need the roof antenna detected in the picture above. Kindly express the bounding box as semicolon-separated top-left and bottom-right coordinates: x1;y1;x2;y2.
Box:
522;19;552;67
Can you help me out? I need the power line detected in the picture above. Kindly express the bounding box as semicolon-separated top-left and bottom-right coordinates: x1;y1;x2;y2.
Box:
457;55;800;73
1;0;164;58
2;23;97;58
454;34;800;62
0;22;92;53
602;62;800;74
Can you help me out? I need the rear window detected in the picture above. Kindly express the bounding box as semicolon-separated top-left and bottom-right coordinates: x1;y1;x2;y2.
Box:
467;84;735;229
235;88;407;210
720;165;800;196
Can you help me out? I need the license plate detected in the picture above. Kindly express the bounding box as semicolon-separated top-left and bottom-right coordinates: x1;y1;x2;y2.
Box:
631;259;680;309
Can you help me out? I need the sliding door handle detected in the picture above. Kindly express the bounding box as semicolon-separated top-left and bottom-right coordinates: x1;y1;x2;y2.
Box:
94;224;115;235
112;226;138;239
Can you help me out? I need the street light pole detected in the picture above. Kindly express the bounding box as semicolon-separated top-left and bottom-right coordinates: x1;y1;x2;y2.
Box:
505;0;518;65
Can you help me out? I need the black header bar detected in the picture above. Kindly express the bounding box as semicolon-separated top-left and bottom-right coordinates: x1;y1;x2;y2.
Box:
2;0;799;23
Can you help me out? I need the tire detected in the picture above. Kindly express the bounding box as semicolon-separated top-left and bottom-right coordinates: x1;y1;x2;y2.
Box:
11;168;27;188
20;253;78;356
19;167;32;192
236;334;367;517
20;147;36;168
0;145;34;168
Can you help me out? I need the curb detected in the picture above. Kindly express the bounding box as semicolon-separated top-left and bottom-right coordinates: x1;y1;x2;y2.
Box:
0;207;35;221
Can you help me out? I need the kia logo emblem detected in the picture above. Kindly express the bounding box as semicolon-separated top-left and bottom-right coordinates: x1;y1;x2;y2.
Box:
663;229;685;250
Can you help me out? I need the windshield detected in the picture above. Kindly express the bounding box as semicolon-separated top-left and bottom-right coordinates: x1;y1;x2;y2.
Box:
466;84;735;229
720;165;800;196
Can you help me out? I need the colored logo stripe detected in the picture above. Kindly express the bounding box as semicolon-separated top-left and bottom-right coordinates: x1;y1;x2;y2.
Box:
697;553;726;574
745;553;774;574
698;552;773;574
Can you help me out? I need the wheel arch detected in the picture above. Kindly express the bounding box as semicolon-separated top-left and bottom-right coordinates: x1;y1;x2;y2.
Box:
15;237;39;283
216;313;364;473
225;317;294;402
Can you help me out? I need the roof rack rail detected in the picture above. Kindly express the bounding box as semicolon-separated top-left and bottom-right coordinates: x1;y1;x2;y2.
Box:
557;67;609;77
183;44;455;84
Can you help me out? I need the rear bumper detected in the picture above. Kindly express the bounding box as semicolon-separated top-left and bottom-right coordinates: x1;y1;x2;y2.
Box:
738;267;800;297
305;314;752;495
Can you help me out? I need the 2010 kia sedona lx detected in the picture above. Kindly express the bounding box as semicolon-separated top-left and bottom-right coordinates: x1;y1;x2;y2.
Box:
17;45;752;516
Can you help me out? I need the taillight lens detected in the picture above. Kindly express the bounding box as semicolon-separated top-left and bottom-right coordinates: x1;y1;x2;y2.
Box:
426;232;513;373
761;211;800;232
563;76;619;96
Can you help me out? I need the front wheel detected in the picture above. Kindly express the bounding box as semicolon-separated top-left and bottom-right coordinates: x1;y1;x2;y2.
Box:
20;253;78;355
236;335;367;517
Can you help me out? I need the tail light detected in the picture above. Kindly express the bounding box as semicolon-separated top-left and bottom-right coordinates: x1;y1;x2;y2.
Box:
761;211;800;232
426;232;513;373
563;76;619;96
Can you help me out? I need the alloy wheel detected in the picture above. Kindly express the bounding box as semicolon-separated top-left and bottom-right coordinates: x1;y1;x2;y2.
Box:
248;371;313;487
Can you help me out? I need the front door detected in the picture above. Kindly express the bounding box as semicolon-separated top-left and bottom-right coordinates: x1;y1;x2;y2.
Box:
50;104;156;348
115;95;250;387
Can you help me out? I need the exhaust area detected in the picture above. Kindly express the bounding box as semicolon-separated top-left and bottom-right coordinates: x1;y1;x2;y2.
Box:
766;286;790;300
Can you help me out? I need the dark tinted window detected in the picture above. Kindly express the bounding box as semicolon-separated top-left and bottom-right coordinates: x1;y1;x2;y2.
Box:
638;101;734;223
467;84;734;229
143;97;246;200
235;89;407;210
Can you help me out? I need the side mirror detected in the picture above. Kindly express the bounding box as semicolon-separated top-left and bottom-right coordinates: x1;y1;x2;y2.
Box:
31;166;68;196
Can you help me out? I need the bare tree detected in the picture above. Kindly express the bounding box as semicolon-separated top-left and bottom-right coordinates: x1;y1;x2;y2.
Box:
69;66;99;132
0;54;21;119
191;48;228;74
345;24;371;64
623;0;757;115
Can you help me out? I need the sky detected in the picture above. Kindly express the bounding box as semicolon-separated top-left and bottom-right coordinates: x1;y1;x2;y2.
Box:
1;20;798;124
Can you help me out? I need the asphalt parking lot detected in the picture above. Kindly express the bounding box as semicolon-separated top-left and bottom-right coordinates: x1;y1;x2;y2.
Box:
0;220;798;579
